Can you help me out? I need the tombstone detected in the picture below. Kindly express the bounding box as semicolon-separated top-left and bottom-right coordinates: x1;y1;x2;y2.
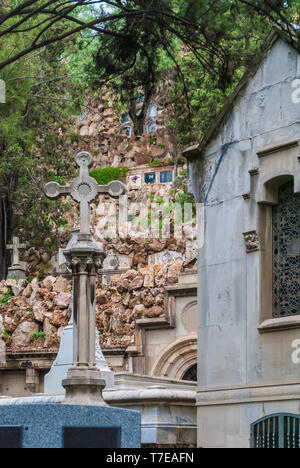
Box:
0;151;141;448
6;237;28;279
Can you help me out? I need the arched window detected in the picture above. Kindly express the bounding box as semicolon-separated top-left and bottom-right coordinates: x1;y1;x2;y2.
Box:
251;414;300;448
272;181;300;317
147;104;158;118
182;364;197;382
120;112;131;124
146;120;157;133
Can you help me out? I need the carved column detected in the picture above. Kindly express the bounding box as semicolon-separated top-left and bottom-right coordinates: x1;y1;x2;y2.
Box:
62;245;106;406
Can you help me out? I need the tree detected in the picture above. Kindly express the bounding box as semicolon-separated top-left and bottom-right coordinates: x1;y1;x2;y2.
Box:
0;26;81;279
0;1;297;72
63;1;299;142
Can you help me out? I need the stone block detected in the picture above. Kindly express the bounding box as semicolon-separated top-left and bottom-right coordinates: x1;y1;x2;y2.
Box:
0;404;141;448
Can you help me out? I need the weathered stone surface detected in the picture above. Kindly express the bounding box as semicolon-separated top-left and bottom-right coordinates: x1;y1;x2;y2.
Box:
144;306;164;318
129;276;144;290
33;301;51;323
53;277;70;293
43;318;59;348
168;262;183;284
42;276;56;291
11;321;39;347
53;292;71;309
22;283;32;298
8;279;27;297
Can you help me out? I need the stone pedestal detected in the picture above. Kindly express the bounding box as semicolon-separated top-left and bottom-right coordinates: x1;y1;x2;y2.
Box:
44;316;114;395
61;239;107;405
7;264;27;280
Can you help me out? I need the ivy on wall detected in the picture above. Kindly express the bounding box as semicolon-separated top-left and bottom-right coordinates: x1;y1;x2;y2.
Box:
90;167;128;185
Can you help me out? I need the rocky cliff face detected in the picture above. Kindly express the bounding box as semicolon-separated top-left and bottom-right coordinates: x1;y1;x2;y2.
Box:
0;261;188;350
69;90;179;169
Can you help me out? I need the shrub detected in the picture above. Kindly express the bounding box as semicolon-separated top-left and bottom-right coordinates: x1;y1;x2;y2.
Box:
90;167;128;185
31;332;46;341
148;159;162;166
156;198;164;205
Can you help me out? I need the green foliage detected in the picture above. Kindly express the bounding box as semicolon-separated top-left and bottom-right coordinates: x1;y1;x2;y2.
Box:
31;332;46;341
171;171;196;219
0;27;81;263
56;218;68;229
2;330;12;340
90;167;128;185
179;169;188;177
147;194;155;201
0;288;13;305
156;198;164;205
148;159;162;167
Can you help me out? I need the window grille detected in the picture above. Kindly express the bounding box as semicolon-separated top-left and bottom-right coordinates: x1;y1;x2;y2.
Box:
272;181;300;317
251;414;300;448
160;171;173;183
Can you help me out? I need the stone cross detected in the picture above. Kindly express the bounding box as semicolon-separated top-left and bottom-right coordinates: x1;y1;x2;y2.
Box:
45;151;125;240
6;237;27;266
44;151;126;405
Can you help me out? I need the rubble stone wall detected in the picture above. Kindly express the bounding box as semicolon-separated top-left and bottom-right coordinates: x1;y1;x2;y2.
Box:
0;261;188;351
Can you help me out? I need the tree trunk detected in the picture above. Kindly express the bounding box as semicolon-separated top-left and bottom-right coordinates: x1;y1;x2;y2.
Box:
0;195;12;280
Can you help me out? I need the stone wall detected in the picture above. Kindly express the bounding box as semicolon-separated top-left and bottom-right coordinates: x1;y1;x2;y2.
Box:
0;261;190;351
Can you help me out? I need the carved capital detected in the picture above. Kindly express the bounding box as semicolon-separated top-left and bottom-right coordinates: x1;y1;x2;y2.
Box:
64;251;104;273
243;230;260;253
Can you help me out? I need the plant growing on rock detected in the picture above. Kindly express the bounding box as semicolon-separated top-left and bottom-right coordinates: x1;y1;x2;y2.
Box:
31;332;46;342
2;330;12;341
0;288;14;306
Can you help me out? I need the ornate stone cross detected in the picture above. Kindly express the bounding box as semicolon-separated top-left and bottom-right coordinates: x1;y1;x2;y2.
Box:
6;237;27;266
44;151;126;405
45;151;125;240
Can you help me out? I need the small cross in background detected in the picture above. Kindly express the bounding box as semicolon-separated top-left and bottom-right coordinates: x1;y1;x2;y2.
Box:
6;237;27;266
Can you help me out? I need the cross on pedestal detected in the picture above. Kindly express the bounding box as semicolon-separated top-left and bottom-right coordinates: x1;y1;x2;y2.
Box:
6;237;28;279
6;237;27;267
44;151;126;406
